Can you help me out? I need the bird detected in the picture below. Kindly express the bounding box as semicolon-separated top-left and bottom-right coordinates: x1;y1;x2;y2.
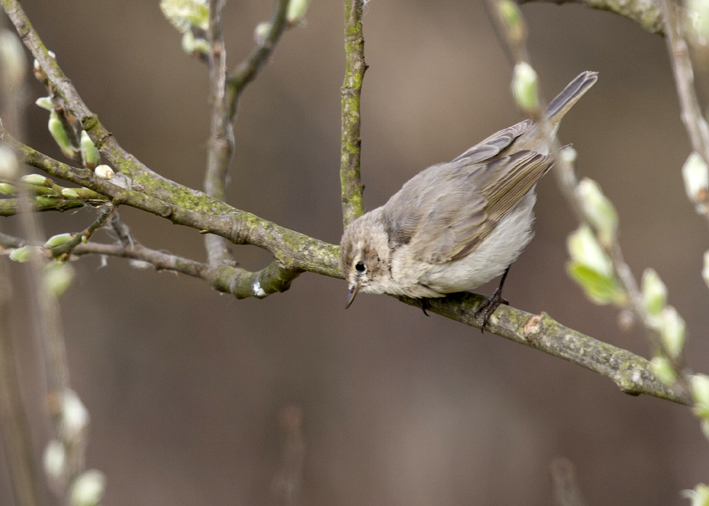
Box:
340;70;598;326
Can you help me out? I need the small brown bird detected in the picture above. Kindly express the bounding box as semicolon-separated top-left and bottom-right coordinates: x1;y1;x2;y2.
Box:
340;71;598;323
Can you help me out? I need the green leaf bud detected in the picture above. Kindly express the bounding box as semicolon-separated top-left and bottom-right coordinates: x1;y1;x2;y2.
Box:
21;174;50;186
566;261;625;305
641;268;667;316
44;233;74;249
43;440;66;483
80;131;101;169
254;22;272;45
181;31;195;54
686;0;709;47
0;146;19;179
192;37;210;55
649;356;676;385
9;246;32;262
659;306;686;359
60;188;80;199
692;374;709;411
287;0;311;24
567;225;613;278
44;262;75;297
61;388;88;437
0;183;15;196
94;165;115;180
576;178;618;247
160;0;209;32
682;484;709;506
35;96;54;111
683;152;709;212
48;111;74;158
69;470;106;506
497;0;526;44
0;29;27;91
512;62;539;113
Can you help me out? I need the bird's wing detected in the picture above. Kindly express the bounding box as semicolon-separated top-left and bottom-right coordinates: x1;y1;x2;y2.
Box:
450;119;532;164
384;149;553;265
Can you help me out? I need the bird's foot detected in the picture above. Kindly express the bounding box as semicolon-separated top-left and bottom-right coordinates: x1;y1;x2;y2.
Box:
420;297;431;317
474;288;508;333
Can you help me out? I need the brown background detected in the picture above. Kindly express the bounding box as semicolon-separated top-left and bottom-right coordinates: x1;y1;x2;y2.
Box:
1;0;708;505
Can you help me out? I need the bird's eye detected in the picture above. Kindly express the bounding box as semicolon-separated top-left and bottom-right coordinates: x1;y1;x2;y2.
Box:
355;261;366;272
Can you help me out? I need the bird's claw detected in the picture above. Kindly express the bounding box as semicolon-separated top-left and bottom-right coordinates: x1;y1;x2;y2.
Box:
474;288;508;333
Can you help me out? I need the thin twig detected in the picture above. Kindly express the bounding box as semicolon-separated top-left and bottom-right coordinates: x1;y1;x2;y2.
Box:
50;203;115;260
227;0;290;119
340;0;367;227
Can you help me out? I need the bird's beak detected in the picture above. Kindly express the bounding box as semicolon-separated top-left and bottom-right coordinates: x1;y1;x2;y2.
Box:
345;281;361;309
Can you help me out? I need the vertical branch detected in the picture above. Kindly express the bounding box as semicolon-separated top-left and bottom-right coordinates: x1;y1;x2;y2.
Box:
206;0;291;267
0;263;43;506
0;20;43;506
204;0;235;267
340;0;367;228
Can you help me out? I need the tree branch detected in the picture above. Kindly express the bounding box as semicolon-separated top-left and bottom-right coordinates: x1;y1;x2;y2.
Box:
518;0;664;35
204;0;235;267
405;293;691;405
0;0;691;406
340;0;367;227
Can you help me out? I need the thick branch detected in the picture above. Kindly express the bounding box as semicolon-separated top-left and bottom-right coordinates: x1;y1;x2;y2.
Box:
518;0;664;35
340;0;367;227
404;293;691;405
3;134;341;277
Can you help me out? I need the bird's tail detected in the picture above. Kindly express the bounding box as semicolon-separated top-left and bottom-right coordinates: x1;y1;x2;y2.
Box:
545;71;598;125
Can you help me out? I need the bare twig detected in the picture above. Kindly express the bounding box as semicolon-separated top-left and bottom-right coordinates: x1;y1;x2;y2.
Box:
227;0;290;119
340;0;367;227
49;203;115;260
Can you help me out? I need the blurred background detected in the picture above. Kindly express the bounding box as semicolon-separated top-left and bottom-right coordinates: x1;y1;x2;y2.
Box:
0;0;707;505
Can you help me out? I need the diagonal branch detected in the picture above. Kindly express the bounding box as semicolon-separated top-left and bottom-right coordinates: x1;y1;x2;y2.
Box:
227;0;290;120
517;0;664;35
404;293;691;405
